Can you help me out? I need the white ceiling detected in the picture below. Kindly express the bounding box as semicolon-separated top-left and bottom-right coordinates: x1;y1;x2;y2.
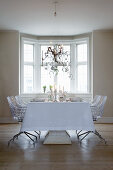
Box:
0;0;113;36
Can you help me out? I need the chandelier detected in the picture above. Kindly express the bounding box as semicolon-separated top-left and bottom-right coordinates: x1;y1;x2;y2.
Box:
41;44;71;77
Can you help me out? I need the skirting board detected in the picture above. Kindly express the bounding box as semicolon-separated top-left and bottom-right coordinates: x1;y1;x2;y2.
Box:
95;117;113;124
0;117;18;124
0;117;113;124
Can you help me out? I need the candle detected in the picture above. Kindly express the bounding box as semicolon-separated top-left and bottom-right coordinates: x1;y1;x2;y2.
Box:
63;86;64;93
54;84;57;91
59;85;61;92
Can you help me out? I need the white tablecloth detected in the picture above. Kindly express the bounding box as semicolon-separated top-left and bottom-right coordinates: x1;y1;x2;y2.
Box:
21;102;95;132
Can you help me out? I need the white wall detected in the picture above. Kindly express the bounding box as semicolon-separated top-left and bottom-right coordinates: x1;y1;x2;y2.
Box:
0;31;20;118
93;30;113;117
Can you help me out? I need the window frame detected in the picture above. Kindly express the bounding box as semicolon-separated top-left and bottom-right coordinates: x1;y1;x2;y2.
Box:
74;38;90;93
20;37;91;94
20;37;41;94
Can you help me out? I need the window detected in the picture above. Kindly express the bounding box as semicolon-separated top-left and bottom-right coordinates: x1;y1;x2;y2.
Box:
20;38;90;94
23;43;34;93
76;43;88;93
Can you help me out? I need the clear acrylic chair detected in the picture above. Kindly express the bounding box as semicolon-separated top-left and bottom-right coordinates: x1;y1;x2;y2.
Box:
76;95;107;143
7;96;40;145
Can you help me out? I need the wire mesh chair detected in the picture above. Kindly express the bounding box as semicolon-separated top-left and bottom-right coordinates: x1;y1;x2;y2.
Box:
15;95;27;107
91;95;101;106
91;96;107;121
7;96;40;145
76;96;107;143
7;96;25;122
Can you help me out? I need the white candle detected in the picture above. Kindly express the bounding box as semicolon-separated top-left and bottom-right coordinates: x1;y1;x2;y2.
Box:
63;86;64;93
54;84;57;91
59;85;61;92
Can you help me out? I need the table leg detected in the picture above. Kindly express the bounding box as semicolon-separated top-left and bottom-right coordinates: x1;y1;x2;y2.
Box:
43;130;72;144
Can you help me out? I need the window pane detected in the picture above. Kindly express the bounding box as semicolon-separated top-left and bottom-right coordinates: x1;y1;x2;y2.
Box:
77;43;87;62
24;44;34;62
62;45;70;63
77;65;87;93
57;66;70;92
41;45;53;63
41;67;54;92
24;65;33;93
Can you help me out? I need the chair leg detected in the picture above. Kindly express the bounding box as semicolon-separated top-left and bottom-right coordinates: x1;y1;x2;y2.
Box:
34;131;41;139
79;131;91;142
24;131;37;140
8;132;24;146
24;132;35;142
76;129;107;144
78;131;90;138
94;130;107;144
76;130;82;139
76;130;82;135
8;131;38;146
13;132;23;141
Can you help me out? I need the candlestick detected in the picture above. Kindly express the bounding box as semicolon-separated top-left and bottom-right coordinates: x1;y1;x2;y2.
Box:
54;89;57;102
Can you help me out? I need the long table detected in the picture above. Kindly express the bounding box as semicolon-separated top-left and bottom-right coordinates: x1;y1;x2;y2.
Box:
21;102;95;132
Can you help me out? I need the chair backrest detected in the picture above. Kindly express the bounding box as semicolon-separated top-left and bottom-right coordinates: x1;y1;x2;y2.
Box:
7;96;26;122
97;96;107;117
7;96;17;120
91;95;107;120
15;95;27;107
91;95;101;106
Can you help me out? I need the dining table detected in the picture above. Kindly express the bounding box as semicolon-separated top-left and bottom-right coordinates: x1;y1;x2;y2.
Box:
20;101;95;144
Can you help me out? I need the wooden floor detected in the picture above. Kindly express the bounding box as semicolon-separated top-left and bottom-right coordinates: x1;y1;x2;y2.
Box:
0;124;113;170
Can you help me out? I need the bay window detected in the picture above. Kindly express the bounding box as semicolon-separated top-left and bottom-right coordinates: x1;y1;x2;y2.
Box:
20;37;90;94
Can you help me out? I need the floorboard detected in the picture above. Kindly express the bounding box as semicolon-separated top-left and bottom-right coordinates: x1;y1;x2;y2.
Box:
0;124;113;170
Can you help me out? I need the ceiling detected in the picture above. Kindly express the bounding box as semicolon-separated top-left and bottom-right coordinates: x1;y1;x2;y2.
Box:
0;0;113;36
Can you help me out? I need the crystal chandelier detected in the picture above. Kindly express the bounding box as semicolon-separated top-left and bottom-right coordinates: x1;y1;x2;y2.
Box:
41;44;71;77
